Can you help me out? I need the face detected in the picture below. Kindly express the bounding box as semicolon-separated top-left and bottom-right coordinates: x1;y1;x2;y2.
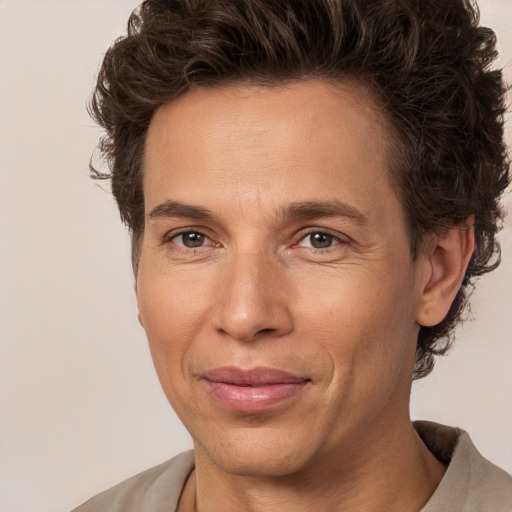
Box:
137;80;425;477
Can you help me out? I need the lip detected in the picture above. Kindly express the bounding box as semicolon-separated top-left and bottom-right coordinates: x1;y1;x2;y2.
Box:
201;366;311;413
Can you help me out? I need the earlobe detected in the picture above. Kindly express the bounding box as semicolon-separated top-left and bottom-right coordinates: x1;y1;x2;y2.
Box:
416;223;475;327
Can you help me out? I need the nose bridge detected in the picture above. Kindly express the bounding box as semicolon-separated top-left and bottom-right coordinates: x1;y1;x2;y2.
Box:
213;245;293;342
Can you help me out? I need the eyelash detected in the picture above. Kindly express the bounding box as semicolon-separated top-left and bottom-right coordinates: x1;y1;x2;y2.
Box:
293;229;348;251
164;229;217;250
163;228;349;252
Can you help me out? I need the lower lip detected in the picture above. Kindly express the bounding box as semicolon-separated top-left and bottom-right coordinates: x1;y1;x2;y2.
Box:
204;380;309;413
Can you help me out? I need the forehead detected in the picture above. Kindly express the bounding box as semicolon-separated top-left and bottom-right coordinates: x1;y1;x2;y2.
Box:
143;80;400;227
146;80;393;163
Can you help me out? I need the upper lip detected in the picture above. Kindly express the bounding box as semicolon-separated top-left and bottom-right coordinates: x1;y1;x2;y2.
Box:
201;366;309;386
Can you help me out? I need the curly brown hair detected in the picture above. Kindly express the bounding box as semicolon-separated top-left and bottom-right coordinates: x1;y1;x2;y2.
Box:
90;0;509;379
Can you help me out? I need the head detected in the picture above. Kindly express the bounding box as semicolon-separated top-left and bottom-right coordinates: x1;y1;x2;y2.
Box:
90;0;510;480
91;0;509;381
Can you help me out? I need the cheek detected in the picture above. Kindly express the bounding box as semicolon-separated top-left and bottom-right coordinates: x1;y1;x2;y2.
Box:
136;269;212;383
296;265;417;385
138;261;210;329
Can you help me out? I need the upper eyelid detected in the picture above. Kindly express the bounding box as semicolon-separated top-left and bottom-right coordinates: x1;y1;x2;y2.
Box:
163;227;211;240
300;227;341;236
296;227;350;242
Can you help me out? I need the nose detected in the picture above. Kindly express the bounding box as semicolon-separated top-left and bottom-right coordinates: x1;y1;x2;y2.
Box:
212;250;294;343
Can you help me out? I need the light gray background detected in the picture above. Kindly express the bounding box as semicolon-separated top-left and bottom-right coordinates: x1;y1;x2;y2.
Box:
0;1;511;511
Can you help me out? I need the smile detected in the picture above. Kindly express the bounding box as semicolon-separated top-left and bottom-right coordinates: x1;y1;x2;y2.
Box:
201;366;311;413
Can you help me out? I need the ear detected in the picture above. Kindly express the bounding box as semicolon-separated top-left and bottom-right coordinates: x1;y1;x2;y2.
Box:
415;222;474;327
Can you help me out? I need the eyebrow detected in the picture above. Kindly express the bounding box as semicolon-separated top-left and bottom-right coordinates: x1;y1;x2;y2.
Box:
148;200;214;221
278;200;369;225
148;199;368;225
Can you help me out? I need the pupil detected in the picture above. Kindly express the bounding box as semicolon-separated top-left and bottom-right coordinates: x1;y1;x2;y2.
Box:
183;232;205;248
311;233;333;249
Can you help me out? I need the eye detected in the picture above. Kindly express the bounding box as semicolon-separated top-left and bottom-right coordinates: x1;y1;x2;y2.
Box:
298;231;342;249
172;231;211;248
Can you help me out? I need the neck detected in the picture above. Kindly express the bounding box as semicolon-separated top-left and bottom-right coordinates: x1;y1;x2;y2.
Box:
181;416;446;512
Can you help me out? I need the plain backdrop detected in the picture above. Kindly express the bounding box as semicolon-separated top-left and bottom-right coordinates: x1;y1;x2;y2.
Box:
0;1;511;511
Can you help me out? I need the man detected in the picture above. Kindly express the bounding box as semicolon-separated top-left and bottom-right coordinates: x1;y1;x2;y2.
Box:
74;0;512;510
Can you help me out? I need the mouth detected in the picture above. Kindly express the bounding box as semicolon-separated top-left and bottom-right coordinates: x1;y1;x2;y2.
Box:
201;366;311;413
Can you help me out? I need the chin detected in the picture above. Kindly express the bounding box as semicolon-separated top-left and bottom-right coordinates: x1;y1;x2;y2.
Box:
195;426;318;477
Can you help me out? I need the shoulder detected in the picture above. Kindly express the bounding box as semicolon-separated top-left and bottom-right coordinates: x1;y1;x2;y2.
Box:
72;450;195;512
455;430;512;509
415;421;512;511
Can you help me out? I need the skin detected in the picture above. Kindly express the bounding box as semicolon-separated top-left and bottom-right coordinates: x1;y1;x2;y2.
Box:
136;80;474;511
